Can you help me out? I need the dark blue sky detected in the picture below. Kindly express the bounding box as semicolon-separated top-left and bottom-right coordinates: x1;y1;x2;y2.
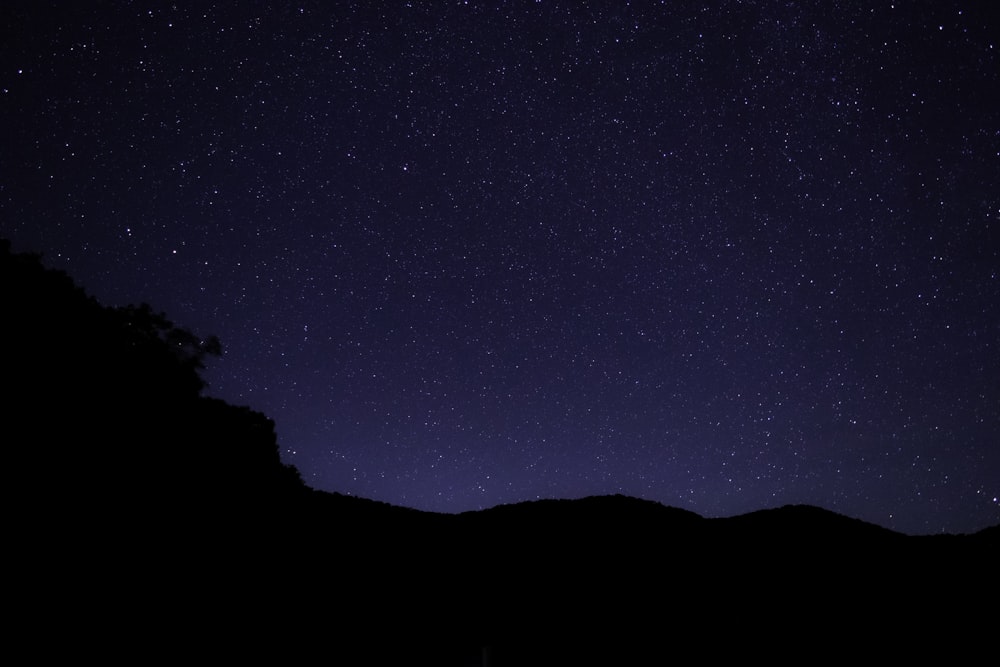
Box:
3;1;998;534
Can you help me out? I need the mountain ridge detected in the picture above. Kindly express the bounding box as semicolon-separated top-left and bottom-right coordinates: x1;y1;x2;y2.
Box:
3;238;997;662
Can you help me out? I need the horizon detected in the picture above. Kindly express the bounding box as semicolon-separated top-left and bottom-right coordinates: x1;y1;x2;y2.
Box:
3;2;998;536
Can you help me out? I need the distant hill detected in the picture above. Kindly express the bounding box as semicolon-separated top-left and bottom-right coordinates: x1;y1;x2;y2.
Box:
3;238;996;664
294;491;996;664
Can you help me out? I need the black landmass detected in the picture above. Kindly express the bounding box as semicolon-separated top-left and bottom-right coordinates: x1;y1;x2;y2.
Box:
3;239;996;664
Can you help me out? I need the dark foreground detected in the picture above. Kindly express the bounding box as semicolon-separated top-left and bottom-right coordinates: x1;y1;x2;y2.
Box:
4;239;996;663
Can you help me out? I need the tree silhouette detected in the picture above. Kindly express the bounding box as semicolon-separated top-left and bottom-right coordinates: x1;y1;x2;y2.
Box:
0;239;306;527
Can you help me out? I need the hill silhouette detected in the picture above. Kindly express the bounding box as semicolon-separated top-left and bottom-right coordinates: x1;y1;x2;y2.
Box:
2;239;995;664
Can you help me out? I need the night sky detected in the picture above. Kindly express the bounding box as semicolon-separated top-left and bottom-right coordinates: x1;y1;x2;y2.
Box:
3;1;998;535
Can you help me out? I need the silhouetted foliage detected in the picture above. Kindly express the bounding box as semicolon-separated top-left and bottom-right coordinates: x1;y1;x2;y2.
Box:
111;302;223;395
0;239;305;524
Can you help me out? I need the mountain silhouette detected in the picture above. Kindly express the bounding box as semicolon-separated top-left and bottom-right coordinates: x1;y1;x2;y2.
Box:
2;239;995;664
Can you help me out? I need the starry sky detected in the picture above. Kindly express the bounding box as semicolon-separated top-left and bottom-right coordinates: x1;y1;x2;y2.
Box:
3;1;998;535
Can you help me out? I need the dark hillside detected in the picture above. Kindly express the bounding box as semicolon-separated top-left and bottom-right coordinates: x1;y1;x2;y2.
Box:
1;240;308;524
3;239;995;664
